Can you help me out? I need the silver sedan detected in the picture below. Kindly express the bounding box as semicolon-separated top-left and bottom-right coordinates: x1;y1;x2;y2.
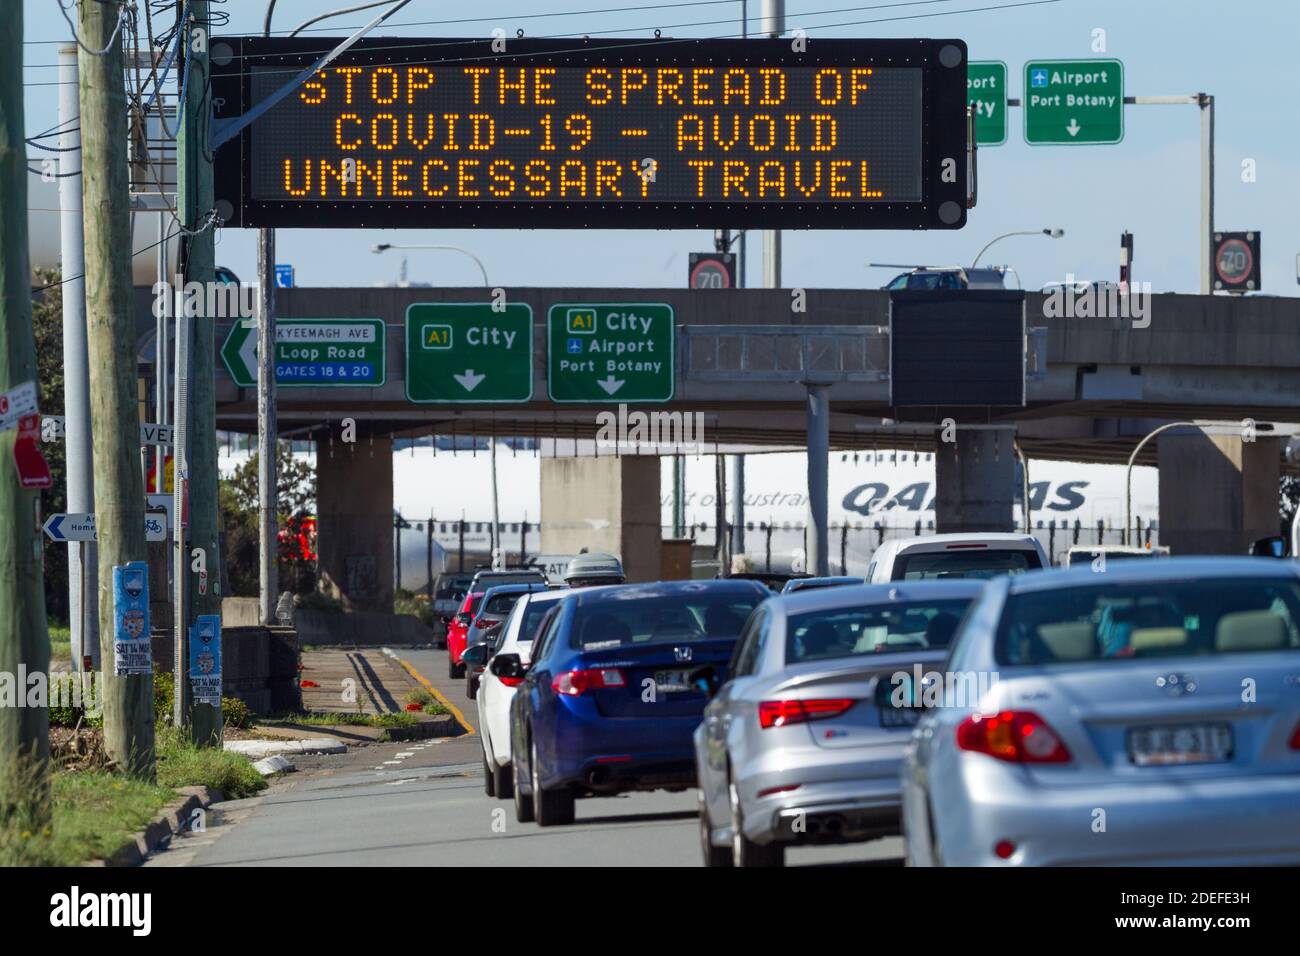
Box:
695;580;983;866
902;557;1300;866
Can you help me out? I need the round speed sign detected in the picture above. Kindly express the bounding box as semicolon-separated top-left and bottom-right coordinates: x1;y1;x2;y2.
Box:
1213;233;1258;291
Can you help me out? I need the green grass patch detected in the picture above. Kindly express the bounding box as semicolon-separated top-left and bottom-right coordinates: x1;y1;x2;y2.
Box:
266;710;422;729
155;726;266;800
48;624;71;662
0;766;174;867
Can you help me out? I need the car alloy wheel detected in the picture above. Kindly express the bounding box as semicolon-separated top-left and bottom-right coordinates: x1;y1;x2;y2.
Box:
482;749;496;797
730;781;784;868
512;746;534;823
699;795;733;867
532;736;575;827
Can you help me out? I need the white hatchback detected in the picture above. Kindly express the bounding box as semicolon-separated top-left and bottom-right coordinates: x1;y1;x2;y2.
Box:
475;589;567;798
867;533;1049;583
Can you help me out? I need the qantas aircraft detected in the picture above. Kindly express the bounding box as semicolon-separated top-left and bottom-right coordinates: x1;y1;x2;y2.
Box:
222;440;1159;587
385;442;1159;584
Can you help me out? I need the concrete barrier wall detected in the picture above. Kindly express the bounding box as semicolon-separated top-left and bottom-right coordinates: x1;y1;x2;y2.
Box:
151;625;301;715
293;609;436;647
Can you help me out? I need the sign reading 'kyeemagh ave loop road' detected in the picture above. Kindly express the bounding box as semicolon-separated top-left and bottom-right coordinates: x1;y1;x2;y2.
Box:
405;302;534;403
220;318;386;387
547;303;674;403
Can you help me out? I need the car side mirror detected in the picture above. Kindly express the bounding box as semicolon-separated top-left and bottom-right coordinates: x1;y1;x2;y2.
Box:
462;644;489;669
1250;535;1288;558
490;653;525;680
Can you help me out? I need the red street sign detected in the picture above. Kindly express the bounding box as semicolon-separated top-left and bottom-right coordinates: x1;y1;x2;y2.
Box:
13;414;52;489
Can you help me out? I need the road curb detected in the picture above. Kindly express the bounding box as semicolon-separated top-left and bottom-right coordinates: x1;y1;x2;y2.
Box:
384;648;475;736
99;785;225;867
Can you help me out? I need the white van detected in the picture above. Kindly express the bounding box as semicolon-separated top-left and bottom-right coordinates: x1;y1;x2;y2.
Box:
866;533;1049;583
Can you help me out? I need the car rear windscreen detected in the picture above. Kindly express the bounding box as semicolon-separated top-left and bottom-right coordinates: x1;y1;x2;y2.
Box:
894;548;1040;580
786;598;973;664
570;593;763;650
484;592;526;616
995;578;1300;666
517;599;558;644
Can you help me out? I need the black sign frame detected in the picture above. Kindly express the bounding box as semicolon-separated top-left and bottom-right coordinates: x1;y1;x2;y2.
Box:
889;290;1026;407
211;36;969;230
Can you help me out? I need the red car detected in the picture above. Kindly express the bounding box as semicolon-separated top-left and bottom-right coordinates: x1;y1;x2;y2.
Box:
446;591;484;679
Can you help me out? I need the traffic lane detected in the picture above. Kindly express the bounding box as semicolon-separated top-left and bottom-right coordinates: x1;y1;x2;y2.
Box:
395;646;904;866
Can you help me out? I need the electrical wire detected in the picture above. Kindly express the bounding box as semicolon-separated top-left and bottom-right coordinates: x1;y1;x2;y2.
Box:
56;0;133;58
22;0;1062;82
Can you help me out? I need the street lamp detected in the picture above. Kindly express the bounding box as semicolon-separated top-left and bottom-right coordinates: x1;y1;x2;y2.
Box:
371;242;500;566
371;243;491;288
970;228;1064;268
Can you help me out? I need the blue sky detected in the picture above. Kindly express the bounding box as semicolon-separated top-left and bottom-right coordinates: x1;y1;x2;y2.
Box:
21;0;1300;294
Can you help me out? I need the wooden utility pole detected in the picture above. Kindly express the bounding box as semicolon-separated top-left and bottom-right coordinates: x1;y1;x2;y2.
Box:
176;0;222;746
78;0;153;776
0;0;52;802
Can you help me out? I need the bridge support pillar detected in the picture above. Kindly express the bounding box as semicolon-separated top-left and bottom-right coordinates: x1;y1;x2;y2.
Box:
540;456;661;583
935;426;1017;534
1157;431;1279;555
316;434;394;611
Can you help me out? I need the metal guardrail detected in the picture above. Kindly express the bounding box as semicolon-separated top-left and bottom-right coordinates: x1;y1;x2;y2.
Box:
681;324;890;383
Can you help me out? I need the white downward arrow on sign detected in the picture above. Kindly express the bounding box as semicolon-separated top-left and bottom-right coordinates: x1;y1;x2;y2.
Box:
453;369;486;391
1066;118;1081;136
596;376;624;395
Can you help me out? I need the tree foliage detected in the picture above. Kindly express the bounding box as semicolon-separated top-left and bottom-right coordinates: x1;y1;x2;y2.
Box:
219;444;317;597
31;268;67;623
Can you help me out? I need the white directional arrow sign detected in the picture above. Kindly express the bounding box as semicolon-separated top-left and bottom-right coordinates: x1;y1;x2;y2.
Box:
453;369;486;392
596;376;625;396
1066;118;1081;136
43;512;168;542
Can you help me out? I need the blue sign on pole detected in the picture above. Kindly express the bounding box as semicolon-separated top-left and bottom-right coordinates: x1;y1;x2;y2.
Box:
274;264;295;288
189;614;222;708
112;562;151;675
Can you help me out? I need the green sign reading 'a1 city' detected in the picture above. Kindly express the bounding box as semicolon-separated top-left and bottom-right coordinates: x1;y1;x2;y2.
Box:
967;61;1008;145
1024;58;1124;145
405;302;533;403
220;318;385;387
548;303;674;403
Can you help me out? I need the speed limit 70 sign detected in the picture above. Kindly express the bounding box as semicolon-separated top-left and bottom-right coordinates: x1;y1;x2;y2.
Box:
688;253;736;290
1212;231;1261;293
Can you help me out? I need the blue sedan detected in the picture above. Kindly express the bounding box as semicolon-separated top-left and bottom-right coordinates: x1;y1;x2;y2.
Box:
508;579;768;826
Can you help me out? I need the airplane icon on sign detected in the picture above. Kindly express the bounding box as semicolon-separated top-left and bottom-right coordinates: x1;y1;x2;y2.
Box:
1031;69;1048;88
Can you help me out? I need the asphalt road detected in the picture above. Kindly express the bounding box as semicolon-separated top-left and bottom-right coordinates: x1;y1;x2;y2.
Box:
148;646;903;867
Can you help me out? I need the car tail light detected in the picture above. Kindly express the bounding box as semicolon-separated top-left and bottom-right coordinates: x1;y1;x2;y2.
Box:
499;676;524;688
1290;721;1300;750
957;710;1071;763
994;840;1016;860
759;698;855;729
552;668;626;696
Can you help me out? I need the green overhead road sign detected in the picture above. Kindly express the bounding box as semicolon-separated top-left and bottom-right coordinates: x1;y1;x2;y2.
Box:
1024;58;1124;145
968;61;1008;145
220;319;385;387
405;302;534;403
548;303;674;403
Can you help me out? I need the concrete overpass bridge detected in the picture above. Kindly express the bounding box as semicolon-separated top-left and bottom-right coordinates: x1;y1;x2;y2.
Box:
133;286;1300;604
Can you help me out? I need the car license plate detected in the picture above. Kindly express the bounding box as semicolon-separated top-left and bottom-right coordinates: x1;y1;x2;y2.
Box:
880;706;920;728
653;669;692;693
1127;722;1233;766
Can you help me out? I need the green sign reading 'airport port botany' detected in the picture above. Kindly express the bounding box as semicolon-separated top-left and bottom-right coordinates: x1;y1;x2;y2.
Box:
548;303;674;403
405;302;534;403
1024;58;1124;145
220;318;385;387
967;61;1008;146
